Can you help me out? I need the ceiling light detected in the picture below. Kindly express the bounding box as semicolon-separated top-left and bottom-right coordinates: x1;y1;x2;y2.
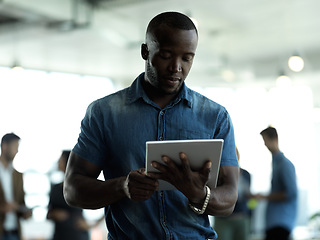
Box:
221;69;235;82
288;54;304;72
11;62;24;71
276;72;291;88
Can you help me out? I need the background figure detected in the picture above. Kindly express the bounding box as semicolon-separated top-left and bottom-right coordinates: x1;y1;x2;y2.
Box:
214;147;252;240
47;150;91;240
0;133;32;240
252;126;297;240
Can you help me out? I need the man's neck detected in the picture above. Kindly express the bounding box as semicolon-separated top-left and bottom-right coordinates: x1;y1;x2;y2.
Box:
0;156;10;168
141;80;178;109
271;148;280;155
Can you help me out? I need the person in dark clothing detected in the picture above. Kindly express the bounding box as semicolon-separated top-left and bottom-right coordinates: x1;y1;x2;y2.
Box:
47;150;90;240
214;147;252;240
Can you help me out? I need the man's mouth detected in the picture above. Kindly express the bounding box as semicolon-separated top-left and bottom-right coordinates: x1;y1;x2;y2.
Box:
165;76;180;82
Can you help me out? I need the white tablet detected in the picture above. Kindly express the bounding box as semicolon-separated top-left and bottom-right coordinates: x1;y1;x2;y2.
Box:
145;139;224;190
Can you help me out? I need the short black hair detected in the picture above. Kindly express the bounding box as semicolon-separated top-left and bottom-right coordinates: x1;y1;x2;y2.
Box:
1;133;20;145
147;11;198;36
260;126;278;140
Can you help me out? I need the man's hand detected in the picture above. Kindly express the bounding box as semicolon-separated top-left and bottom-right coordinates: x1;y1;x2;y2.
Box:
147;152;211;204
76;218;91;230
123;168;159;202
21;208;33;219
250;193;266;200
48;209;69;221
0;202;19;213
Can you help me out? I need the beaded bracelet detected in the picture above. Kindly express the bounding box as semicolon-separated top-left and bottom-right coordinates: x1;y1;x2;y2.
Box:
188;185;211;214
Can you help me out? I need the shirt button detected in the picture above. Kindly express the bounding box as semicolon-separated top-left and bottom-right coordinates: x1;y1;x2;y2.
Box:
159;136;163;141
160;111;164;116
163;221;167;226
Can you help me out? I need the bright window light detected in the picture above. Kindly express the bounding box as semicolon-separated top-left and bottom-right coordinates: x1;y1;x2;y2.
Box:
0;67;115;174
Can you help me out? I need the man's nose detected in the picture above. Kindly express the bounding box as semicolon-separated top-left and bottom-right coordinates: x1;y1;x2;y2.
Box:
169;59;182;73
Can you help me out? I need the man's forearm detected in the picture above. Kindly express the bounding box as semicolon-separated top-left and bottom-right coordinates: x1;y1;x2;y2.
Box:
204;185;237;216
64;174;127;209
267;192;286;202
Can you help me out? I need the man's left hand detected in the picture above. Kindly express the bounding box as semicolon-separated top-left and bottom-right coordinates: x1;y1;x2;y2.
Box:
147;152;211;204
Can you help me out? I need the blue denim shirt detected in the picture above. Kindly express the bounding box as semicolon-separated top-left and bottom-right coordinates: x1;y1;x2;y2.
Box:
73;73;238;240
266;152;297;232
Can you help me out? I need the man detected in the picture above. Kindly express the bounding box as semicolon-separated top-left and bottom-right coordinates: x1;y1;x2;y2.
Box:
254;126;297;240
47;150;92;240
64;11;239;239
214;147;252;240
0;133;32;240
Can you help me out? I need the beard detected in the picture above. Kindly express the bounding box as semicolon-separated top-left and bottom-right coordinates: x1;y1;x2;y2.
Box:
4;152;15;162
145;63;182;96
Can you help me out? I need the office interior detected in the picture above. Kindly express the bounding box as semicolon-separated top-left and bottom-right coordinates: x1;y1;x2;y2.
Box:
1;0;320;239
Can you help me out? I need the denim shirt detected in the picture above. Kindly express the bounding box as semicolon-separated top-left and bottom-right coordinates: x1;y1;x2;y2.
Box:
73;73;238;240
266;152;297;232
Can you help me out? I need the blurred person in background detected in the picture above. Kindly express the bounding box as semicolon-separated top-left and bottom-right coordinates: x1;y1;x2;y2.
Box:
47;150;94;240
214;147;252;240
252;126;297;240
0;133;32;240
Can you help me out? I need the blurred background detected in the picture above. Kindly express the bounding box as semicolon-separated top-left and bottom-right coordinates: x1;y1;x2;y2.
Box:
1;0;320;239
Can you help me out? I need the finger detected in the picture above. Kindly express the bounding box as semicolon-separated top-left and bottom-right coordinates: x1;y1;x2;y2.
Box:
179;152;192;174
137;168;147;175
131;170;157;185
161;155;177;169
136;175;159;188
151;160;170;173
200;160;212;180
125;171;158;199
150;160;174;183
146;171;162;179
130;188;154;201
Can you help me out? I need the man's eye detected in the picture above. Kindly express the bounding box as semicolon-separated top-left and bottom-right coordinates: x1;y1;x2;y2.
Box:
160;53;171;59
183;57;193;62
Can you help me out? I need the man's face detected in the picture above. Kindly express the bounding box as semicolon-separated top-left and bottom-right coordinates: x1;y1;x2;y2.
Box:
142;25;198;96
262;135;275;152
3;140;19;161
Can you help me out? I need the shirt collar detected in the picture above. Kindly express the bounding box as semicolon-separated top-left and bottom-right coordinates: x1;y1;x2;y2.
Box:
126;72;192;108
0;160;13;173
272;151;284;164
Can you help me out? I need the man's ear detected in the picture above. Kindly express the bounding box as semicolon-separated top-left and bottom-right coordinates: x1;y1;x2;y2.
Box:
141;43;149;60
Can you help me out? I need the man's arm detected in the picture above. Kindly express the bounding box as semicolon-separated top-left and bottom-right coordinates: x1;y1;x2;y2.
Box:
251;162;297;203
47;209;69;221
64;151;158;209
252;192;286;202
205;165;239;216
0;202;18;213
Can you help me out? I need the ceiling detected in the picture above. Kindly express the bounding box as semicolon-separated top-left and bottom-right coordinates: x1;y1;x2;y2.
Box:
0;0;320;90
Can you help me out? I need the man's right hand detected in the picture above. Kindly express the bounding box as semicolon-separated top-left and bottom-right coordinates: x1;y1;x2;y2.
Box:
123;168;158;201
2;202;19;213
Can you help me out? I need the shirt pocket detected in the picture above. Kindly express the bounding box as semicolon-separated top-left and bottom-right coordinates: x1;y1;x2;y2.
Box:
178;129;212;140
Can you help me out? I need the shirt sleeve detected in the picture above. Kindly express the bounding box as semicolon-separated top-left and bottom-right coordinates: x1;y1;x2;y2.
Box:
281;161;297;200
214;108;238;167
72;100;107;166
